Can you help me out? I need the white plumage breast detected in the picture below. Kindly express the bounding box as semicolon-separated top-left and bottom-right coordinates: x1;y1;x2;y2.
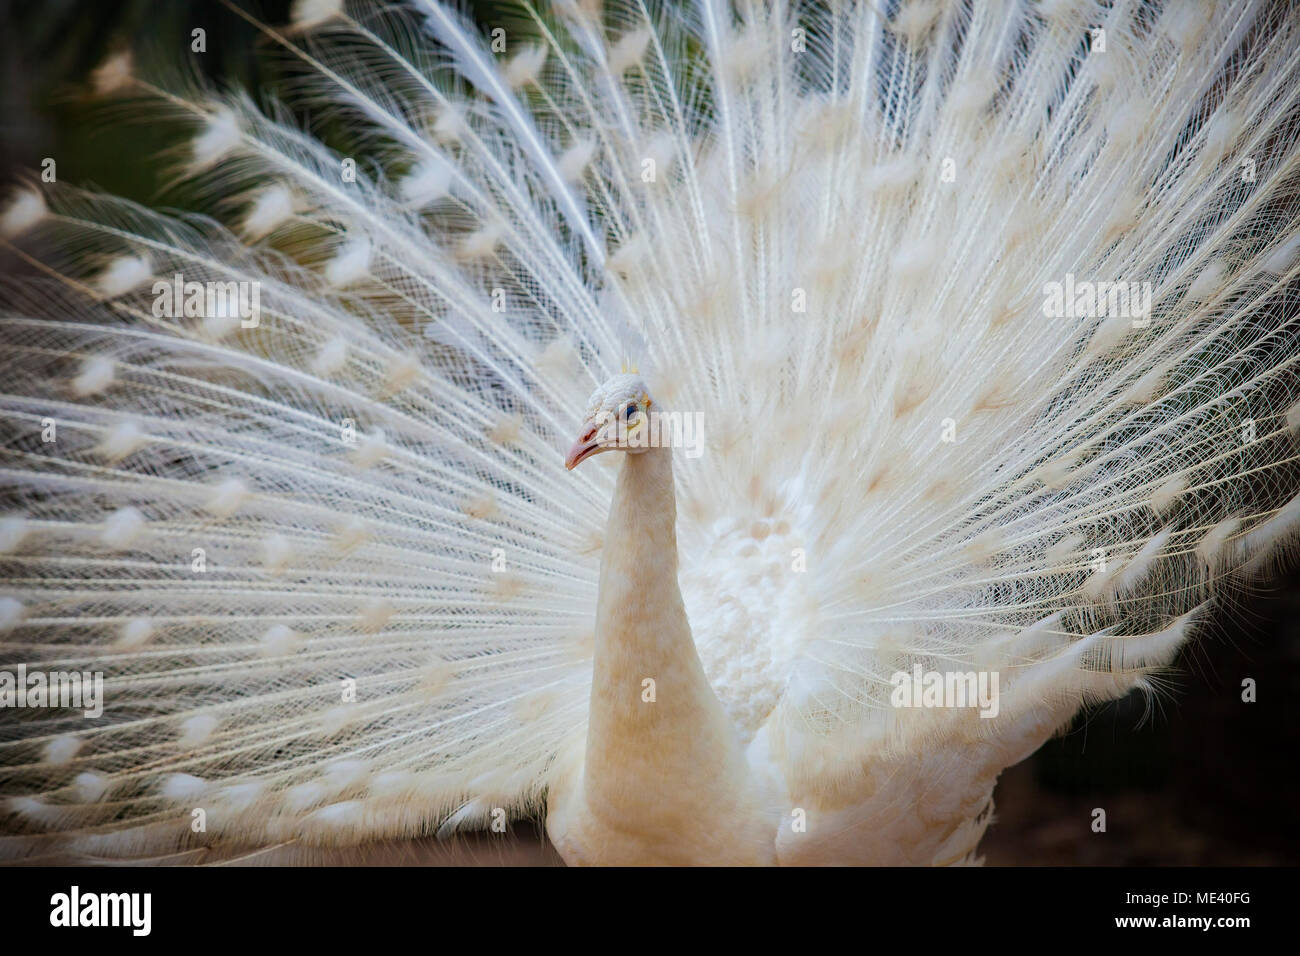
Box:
680;511;818;743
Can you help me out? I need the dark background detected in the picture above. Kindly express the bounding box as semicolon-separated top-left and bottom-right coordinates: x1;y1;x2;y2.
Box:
1;0;1296;865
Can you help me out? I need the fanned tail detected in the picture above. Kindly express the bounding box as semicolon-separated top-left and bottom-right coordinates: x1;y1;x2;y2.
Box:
0;0;639;859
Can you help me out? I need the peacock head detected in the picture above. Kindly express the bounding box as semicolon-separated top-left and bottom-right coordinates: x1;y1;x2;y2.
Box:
565;373;656;470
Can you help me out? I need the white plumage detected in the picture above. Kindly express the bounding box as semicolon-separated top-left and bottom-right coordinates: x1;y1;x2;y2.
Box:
1;0;1299;865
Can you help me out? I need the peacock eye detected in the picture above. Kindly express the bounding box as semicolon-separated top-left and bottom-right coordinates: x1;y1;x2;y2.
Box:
624;402;638;418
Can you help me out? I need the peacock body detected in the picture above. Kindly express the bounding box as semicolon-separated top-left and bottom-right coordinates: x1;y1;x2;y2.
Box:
2;0;1300;865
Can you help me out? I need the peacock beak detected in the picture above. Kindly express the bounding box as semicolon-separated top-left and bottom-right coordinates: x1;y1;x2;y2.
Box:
565;421;603;470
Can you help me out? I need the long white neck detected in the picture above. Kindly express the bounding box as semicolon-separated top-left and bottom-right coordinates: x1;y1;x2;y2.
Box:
574;445;773;862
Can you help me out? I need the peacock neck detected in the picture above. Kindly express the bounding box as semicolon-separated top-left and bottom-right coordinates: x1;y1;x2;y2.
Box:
581;445;749;839
590;445;695;727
